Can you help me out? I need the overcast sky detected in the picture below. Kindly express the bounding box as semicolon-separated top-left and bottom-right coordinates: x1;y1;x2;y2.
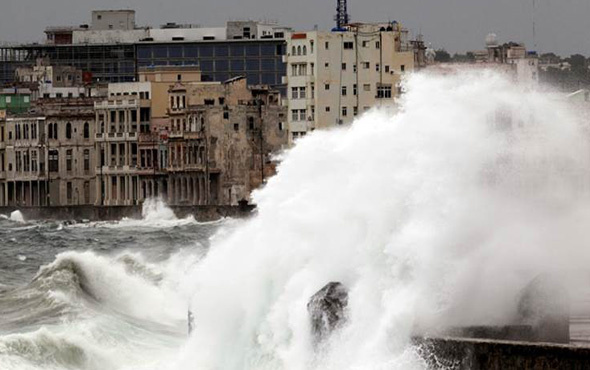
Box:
1;0;589;56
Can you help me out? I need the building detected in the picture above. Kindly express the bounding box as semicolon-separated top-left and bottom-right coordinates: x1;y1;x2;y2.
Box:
0;10;290;89
165;76;288;205
285;22;415;141
0;115;46;207
40;98;96;206
0;89;31;114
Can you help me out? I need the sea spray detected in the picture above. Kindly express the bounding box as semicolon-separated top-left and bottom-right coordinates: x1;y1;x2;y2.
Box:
174;70;590;370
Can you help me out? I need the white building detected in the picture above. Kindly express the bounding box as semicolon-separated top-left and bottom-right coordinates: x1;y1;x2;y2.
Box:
285;22;415;142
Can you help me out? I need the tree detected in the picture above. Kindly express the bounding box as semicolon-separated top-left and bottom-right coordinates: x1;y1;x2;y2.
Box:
434;49;451;63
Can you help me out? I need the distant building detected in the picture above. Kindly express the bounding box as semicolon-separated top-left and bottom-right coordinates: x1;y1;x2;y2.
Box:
432;34;539;87
0;89;31;114
1;10;291;89
285;22;415;142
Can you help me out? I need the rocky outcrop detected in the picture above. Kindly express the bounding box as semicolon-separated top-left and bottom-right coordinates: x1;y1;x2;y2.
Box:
307;282;348;342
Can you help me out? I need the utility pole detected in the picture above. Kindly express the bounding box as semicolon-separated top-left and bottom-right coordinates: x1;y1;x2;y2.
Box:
258;99;264;185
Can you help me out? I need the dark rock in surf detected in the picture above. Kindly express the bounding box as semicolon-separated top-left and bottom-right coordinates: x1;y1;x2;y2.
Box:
517;274;570;344
307;282;348;342
188;310;195;335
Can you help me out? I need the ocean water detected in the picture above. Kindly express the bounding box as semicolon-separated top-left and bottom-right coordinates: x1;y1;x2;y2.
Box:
0;199;236;370
3;70;590;370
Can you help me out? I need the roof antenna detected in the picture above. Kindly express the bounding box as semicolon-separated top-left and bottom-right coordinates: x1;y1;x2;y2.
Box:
532;0;537;50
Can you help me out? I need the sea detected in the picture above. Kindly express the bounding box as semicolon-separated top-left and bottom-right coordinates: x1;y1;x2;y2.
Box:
3;70;590;370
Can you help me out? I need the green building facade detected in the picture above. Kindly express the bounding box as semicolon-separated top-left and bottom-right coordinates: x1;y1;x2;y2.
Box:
0;93;30;114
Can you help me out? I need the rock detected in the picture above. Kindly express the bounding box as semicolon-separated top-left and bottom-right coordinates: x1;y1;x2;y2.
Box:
307;282;348;342
517;274;570;343
188;310;195;335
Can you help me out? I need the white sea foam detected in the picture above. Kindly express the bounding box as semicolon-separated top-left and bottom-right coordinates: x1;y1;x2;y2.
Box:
170;70;590;369
9;211;25;223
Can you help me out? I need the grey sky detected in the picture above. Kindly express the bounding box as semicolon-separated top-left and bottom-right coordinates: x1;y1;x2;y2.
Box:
1;0;589;56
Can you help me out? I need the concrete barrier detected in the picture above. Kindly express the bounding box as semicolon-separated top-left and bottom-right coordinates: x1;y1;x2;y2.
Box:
413;336;590;370
0;204;256;222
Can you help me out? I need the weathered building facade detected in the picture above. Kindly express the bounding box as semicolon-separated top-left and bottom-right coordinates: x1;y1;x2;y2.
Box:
285;22;415;142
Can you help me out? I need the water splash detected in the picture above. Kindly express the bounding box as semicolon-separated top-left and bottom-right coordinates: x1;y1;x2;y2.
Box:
174;70;590;369
9;211;25;223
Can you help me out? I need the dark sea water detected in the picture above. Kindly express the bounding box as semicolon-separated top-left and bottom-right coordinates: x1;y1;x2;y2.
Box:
0;201;232;370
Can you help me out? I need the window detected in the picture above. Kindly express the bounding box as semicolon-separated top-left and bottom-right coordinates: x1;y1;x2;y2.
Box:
83;122;89;139
376;41;380;49
325;106;331;112
376;63;380;72
298;64;307;76
310;40;314;53
363;62;370;69
248;117;255;130
291;87;306;99
49;150;59;172
291;109;306;121
342;86;347;96
342;63;347;70
291;64;297;76
401;65;406;72
343;42;354;49
66;149;72;171
292;46;296;55
377;84;393;99
303;45;307;55
353;64;357;73
84;149;90;172
234;123;239;131
66;122;72;139
342;107;348;116
324;62;329;68
67;182;72;203
325;83;330;90
31;151;37;172
353;84;357;96
363;84;371;91
354;106;358;116
297;46;301;55
385;65;390;73
325;41;329;50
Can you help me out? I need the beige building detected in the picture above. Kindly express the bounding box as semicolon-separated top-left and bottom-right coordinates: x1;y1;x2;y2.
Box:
286;22;415;142
0;116;46;207
166;77;288;205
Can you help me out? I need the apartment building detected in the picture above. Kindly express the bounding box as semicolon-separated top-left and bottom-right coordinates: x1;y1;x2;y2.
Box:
286;22;415;141
166;76;287;205
0;116;46;207
42;98;96;206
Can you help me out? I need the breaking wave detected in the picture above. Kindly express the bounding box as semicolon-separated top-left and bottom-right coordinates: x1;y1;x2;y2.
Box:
173;70;590;369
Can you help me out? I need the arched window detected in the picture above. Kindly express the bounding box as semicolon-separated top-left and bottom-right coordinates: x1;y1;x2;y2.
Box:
83;122;90;139
303;45;307;55
66;122;72;139
297;46;302;55
292;46;296;55
53;123;58;139
48;123;53;140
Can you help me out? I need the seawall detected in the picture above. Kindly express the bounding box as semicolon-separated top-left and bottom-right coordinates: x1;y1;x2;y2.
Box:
0;204;256;222
413;337;590;370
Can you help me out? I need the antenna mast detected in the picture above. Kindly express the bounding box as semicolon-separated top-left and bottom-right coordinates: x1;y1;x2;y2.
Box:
532;0;537;50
